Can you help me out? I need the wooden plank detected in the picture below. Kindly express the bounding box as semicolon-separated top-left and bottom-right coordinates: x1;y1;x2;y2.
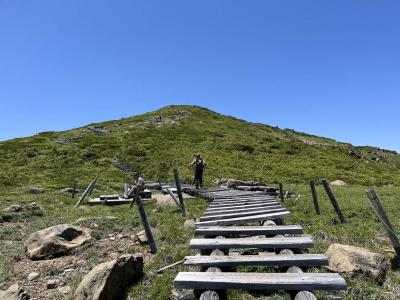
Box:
195;211;291;227
206;202;283;212
194;225;303;236
210;200;279;208
174;272;347;291
204;204;283;216
89;197;132;205
212;196;274;202
199;208;288;222
184;254;329;267
189;236;314;250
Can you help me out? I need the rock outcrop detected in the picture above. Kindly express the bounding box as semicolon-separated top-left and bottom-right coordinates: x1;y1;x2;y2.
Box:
325;243;388;284
24;224;91;260
0;284;30;300
74;254;143;300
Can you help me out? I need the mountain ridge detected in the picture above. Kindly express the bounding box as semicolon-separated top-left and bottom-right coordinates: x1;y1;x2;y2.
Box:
1;104;399;190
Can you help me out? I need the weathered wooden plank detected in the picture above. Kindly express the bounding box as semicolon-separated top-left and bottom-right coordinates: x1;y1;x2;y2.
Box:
210;200;279;208
212;196;274;202
195;211;291;227
189;236;314;250
174;272;347;291
200;208;288;221
184;254;328;267
206;202;283;212
204;204;283;216
194;225;303;236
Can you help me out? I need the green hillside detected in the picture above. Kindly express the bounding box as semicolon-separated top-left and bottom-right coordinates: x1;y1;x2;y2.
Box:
1;105;399;191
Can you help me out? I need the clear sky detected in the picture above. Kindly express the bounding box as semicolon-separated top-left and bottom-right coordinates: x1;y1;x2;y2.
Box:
1;1;399;151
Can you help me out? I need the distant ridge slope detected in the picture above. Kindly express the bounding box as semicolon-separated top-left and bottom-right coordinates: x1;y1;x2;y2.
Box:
1;105;399;190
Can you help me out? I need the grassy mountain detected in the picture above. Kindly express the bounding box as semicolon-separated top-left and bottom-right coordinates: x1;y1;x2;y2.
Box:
1;104;399;191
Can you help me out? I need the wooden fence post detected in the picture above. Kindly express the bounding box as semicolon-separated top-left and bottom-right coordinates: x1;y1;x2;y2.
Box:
321;179;346;224
310;180;320;215
173;168;187;217
279;183;284;203
134;183;157;254
71;180;78;199
366;188;400;256
74;178;97;208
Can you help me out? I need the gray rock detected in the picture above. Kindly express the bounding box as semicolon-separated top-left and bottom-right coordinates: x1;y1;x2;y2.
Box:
46;279;60;289
74;254;143;300
23;187;45;194
24;224;91;260
183;219;195;229
58;286;72;294
27;272;39;281
325;243;388;284
0;284;30;300
4;204;23;213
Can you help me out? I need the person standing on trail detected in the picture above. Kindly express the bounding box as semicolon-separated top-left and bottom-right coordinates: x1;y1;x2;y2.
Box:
190;154;206;189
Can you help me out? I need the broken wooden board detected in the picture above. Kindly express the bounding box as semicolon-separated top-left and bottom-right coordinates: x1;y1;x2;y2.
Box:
184;254;329;267
174;272;347;291
195;211;291;227
194;225;303;236
189;236;314;250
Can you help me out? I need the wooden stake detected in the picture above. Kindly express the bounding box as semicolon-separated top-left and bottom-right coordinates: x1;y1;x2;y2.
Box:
279;183;284;203
321;179;346;224
74;178;96;208
366;188;400;256
310;180;320;215
166;188;182;207
173;168;187;216
71;180;78;199
134;182;157;254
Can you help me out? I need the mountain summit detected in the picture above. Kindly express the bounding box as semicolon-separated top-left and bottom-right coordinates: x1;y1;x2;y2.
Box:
1;105;399;189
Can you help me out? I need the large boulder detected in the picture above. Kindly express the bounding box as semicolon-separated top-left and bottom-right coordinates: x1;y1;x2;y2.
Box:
74;254;143;300
0;284;30;300
24;224;91;260
325;243;388;284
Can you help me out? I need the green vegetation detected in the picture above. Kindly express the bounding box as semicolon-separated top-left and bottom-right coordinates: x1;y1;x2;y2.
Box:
1;105;399;299
1;105;400;192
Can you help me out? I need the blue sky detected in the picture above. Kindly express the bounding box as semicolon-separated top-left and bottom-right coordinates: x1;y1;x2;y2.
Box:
1;1;399;151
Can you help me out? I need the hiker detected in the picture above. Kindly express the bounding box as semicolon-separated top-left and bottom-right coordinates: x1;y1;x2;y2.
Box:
127;172;144;198
190;154;206;189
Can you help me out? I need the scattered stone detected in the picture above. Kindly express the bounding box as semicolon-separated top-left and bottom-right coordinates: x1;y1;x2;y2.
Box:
25;202;44;215
3;204;23;213
0;284;30;300
23;187;45;194
183;219;195;229
383;292;397;300
330;180;347;187
322;295;342;300
24;224;91;260
136;230;148;244
59;188;80;194
153;194;176;208
73;254;143;300
171;288;195;300
213;178;263;188
325;243;388;284
46;279;60;289
27;272;39;281
58;286;72;295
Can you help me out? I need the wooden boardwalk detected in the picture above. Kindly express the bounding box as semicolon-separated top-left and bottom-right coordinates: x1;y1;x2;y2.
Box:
174;187;347;299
